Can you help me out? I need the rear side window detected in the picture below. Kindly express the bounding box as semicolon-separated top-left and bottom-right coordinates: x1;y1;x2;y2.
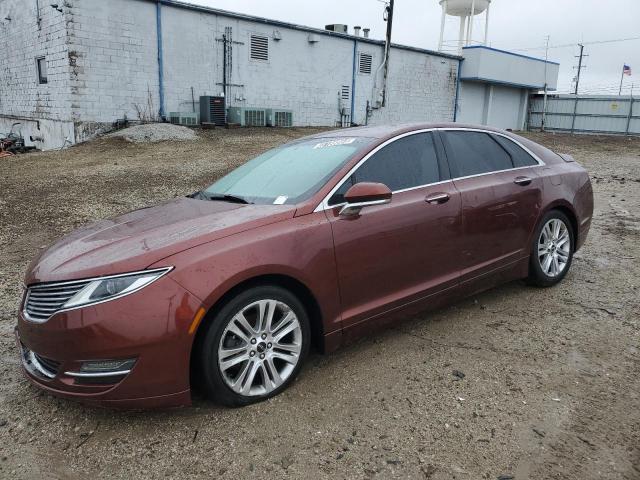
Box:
328;133;440;205
492;135;538;167
443;131;513;178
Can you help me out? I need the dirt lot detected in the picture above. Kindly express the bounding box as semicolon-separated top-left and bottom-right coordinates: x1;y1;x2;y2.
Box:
0;127;639;480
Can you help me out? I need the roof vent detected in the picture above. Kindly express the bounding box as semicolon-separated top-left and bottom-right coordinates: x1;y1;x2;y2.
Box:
354;26;361;37
363;28;370;38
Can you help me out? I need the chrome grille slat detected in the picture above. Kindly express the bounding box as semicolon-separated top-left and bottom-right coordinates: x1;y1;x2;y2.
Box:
30;279;92;290
27;301;67;307
31;284;85;292
23;280;91;322
29;289;84;297
27;305;59;313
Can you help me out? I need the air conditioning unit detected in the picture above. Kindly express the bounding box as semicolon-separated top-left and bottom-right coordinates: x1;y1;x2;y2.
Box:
199;96;226;125
169;112;199;126
325;24;348;33
267;109;294;127
227;107;268;127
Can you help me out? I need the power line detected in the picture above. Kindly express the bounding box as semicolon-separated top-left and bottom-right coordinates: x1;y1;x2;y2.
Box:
503;35;640;53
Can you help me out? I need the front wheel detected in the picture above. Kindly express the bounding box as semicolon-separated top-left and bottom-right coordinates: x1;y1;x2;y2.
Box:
527;210;574;287
199;285;310;406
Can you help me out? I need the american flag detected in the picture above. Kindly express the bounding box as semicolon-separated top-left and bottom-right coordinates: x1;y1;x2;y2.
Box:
623;64;632;76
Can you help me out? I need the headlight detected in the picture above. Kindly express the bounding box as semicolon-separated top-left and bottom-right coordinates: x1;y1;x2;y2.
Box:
63;267;172;309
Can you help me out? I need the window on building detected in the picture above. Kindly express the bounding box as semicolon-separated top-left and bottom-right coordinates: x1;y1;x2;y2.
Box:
36;57;47;84
491;135;538;167
442;131;514;178
329;133;440;204
250;35;269;61
358;53;372;75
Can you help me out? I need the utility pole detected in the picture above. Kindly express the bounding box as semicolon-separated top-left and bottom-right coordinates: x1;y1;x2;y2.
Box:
619;64;627;95
573;44;587;95
541;35;550;132
625;83;634;135
381;0;394;107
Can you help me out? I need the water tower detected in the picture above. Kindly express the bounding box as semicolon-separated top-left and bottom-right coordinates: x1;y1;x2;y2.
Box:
437;0;492;54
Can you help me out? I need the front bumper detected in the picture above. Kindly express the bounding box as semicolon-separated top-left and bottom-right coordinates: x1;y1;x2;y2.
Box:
16;275;202;409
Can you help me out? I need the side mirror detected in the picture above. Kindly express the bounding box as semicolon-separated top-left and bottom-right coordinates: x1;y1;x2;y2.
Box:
339;182;392;216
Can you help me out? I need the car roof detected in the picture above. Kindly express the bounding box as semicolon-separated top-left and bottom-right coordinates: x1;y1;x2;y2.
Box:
307;122;513;140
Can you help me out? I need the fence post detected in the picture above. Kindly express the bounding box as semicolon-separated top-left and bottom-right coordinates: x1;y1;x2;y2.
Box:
625;96;634;135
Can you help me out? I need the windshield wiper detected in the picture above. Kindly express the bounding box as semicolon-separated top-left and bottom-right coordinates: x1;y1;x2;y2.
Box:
187;190;208;200
205;193;253;204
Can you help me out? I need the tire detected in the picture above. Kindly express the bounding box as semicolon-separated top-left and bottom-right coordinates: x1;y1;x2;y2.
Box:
199;285;310;407
527;210;575;287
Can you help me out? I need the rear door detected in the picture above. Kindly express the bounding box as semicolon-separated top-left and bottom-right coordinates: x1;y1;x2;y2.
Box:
325;131;463;329
440;130;543;284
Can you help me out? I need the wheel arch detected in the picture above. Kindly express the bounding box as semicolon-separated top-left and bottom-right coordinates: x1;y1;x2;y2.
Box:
530;200;579;249
189;273;325;383
543;201;579;246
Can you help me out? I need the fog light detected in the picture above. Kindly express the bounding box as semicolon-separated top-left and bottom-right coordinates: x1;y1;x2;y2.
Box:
79;358;136;373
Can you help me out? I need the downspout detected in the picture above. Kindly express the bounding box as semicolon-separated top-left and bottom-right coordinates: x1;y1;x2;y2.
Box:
36;0;41;29
156;0;166;121
453;58;462;122
350;39;357;125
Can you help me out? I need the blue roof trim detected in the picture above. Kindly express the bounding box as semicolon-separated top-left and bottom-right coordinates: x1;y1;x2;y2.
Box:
460;76;557;91
462;46;560;66
148;0;461;60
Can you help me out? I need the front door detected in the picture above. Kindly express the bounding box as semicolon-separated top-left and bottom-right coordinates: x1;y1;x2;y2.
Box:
325;132;463;329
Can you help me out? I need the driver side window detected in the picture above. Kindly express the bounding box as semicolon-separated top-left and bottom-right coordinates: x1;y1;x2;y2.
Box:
328;132;440;205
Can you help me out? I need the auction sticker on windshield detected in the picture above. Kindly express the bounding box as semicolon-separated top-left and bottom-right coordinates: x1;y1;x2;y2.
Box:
313;138;356;149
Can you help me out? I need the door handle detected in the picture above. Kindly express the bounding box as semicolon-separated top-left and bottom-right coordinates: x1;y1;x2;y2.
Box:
425;192;450;204
514;176;532;186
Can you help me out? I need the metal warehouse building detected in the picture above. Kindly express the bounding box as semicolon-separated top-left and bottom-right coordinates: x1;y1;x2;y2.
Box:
0;0;559;150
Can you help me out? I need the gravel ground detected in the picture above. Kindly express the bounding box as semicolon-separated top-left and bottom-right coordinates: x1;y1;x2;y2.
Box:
107;123;199;143
0;128;638;480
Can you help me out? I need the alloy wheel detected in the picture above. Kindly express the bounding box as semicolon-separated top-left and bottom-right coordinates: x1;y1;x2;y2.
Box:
537;218;571;277
217;299;302;396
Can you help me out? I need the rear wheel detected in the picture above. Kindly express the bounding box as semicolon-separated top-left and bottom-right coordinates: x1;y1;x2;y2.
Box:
199;285;310;406
527;210;574;287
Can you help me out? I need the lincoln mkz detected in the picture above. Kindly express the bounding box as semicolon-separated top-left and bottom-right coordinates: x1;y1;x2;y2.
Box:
16;124;593;407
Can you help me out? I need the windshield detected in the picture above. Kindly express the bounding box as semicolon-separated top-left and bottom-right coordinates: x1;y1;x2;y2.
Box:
203;136;373;205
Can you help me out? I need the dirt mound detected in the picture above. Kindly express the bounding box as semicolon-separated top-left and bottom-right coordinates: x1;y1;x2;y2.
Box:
108;123;198;143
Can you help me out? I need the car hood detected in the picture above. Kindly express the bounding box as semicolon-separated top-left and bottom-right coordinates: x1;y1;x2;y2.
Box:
26;197;296;284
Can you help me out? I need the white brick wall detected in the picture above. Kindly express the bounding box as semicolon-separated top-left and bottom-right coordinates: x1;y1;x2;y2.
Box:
65;0;160;127
160;3;458;127
0;0;459;149
0;0;72;118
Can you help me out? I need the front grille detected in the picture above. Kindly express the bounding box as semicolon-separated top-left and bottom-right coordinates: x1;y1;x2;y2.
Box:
23;279;91;322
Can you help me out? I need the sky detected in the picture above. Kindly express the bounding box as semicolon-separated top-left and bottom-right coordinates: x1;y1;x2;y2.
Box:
188;0;640;95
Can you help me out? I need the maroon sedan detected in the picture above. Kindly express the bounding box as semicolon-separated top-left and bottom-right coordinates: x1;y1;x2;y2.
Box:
16;123;593;408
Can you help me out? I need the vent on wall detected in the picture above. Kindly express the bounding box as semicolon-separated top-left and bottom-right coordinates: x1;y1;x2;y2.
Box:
250;35;269;61
341;85;350;100
358;53;372;75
